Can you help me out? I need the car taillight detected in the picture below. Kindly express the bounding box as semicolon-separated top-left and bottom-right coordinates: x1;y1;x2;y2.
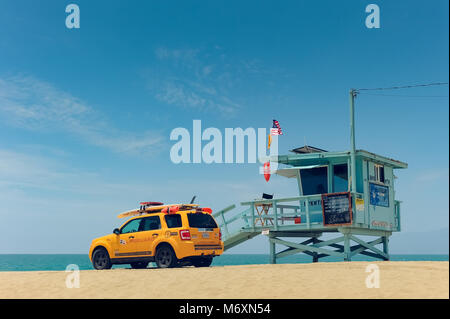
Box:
179;229;191;240
219;231;222;241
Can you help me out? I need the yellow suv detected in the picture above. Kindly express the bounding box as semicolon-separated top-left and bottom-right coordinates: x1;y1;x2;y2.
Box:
89;204;223;269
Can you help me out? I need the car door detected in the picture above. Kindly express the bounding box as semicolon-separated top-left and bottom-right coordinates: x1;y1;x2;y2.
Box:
136;216;163;256
115;218;144;258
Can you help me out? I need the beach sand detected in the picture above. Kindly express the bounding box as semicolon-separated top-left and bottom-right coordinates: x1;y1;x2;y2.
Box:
0;261;448;299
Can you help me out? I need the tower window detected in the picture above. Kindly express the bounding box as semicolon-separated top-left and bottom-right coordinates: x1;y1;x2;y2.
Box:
374;164;385;183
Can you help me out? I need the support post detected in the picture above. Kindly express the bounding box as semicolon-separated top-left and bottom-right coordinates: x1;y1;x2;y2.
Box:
251;204;255;232
296;169;304;196
305;199;311;229
312;237;321;263
382;236;390;260
273;201;278;231
350;89;357;194
312;237;319;262
344;234;351;261
269;236;276;264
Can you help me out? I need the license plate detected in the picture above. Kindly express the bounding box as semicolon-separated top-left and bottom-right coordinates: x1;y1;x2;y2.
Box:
202;232;210;238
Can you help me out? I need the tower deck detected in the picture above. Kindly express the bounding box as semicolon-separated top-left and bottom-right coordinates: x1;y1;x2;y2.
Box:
214;149;407;263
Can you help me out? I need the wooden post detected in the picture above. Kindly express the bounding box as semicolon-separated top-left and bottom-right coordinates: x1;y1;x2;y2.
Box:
305;199;311;229
327;165;333;193
312;253;319;263
269;236;276;264
344;234;351;261
382;236;390;260
273;201;278;231
296;169;304;196
312;237;319;262
251;204;255;232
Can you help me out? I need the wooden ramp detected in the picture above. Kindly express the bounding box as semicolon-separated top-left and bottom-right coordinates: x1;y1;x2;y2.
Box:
213;204;261;251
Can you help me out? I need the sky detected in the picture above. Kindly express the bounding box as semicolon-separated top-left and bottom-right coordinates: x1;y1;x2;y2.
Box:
0;0;448;254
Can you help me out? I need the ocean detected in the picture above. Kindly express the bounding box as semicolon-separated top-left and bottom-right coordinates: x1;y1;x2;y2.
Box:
0;254;448;271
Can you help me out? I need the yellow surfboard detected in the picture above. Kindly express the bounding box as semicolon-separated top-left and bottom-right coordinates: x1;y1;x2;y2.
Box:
117;204;199;219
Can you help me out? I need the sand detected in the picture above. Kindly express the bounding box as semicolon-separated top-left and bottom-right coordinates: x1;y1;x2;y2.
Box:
0;261;447;299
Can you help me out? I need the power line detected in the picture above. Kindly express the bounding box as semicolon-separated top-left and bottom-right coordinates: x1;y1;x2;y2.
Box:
355;82;448;92
358;92;449;98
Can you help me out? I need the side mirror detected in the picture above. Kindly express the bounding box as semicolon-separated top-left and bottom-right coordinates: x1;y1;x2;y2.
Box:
113;228;120;235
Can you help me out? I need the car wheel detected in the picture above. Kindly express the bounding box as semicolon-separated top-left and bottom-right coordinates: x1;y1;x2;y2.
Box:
130;262;149;269
192;257;213;267
155;245;177;268
92;247;112;270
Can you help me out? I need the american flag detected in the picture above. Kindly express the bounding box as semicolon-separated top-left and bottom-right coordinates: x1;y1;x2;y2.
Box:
270;119;283;135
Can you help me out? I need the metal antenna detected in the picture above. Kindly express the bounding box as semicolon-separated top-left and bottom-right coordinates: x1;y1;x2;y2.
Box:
190;195;197;204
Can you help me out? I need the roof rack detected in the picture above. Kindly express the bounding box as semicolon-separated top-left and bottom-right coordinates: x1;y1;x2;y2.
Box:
117;203;199;219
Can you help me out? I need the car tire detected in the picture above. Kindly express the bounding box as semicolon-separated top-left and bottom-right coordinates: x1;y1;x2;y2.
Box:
92;247;112;270
155;245;178;268
192;257;213;267
130;262;149;269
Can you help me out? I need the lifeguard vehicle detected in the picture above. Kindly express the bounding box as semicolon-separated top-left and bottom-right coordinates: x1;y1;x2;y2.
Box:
89;202;223;269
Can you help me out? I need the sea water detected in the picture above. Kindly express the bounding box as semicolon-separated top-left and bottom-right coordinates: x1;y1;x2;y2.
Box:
0;254;447;271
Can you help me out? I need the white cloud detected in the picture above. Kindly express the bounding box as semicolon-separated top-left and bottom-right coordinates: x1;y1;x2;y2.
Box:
0;148;167;198
155;47;199;61
155;80;237;115
0;75;163;155
147;47;244;116
146;46;288;118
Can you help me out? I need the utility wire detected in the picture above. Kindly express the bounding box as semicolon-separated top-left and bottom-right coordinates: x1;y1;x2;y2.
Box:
358;92;449;98
355;82;448;92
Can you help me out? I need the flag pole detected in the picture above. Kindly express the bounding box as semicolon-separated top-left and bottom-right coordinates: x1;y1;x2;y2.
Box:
349;89;357;193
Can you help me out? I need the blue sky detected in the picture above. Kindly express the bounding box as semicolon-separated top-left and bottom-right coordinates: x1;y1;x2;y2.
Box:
0;0;448;254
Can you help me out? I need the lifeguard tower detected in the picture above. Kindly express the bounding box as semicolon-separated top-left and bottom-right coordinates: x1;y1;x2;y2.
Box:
213;89;408;263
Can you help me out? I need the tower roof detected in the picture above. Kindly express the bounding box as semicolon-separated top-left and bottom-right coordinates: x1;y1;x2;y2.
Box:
290;145;328;154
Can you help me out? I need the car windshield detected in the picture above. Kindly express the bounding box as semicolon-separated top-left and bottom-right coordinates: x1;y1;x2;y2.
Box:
187;213;218;228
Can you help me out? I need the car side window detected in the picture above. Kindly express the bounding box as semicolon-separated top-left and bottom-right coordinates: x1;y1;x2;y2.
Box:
120;219;141;234
165;214;182;228
140;216;161;231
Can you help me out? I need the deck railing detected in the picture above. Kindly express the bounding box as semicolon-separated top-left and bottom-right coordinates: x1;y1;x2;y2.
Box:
213;195;326;241
212;204;249;241
214;193;399;241
240;195;325;231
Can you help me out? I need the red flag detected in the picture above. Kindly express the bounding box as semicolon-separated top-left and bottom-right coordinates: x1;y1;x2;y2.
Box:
264;162;271;182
